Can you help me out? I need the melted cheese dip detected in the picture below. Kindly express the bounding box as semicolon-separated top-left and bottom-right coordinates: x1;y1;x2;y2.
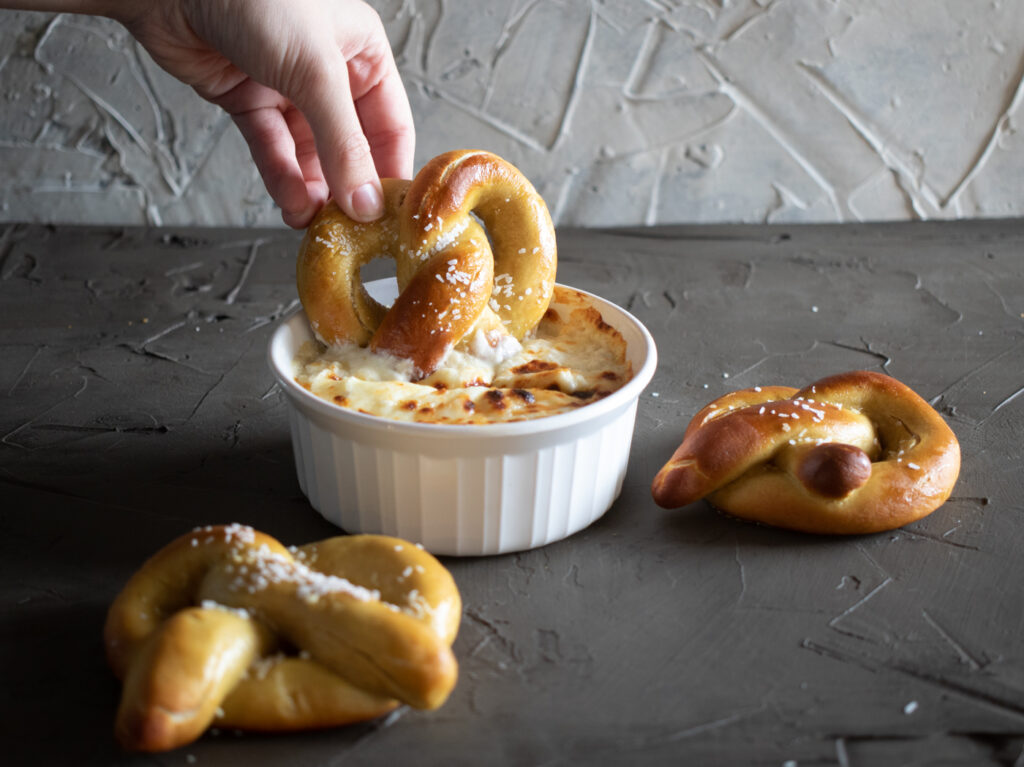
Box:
293;287;632;424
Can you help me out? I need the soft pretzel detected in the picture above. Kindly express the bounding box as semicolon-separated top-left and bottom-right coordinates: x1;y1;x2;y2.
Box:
104;525;461;752
651;371;961;534
297;150;557;378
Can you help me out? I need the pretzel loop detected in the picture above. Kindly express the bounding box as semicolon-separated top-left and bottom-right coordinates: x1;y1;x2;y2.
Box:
650;371;961;534
105;525;461;752
297;150;557;378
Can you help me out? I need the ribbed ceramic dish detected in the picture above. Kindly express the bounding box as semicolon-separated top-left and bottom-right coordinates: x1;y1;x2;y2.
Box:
267;280;657;556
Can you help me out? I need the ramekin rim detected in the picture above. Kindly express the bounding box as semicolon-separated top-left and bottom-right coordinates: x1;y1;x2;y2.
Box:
267;282;658;438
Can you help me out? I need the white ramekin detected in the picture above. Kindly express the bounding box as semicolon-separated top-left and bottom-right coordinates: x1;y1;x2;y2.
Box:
267;280;657;556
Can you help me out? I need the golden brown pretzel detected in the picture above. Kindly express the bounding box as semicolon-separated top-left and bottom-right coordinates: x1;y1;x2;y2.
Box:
650;371;961;534
104;525;460;752
296;150;557;378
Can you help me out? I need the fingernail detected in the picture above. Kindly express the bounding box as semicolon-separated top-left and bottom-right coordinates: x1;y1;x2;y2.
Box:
351;183;384;221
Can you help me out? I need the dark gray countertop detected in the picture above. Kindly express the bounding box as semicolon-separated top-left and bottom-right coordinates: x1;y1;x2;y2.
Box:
3;220;1023;766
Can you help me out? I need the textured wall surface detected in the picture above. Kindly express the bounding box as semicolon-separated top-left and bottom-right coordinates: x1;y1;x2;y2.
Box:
1;1;1023;228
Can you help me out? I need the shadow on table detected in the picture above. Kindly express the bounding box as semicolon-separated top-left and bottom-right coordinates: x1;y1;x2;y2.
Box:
3;435;413;766
2;436;343;567
3;596;401;766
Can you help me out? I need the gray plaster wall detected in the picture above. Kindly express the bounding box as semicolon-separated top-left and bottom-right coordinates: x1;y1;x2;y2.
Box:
1;1;1022;228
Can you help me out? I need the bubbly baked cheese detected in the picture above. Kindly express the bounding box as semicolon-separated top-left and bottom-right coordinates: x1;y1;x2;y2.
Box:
293;287;632;424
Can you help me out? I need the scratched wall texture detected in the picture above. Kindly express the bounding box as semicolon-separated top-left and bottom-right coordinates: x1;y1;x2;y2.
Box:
1;1;1023;228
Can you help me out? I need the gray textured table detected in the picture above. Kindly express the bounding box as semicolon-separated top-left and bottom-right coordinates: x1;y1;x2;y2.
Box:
3;220;1023;766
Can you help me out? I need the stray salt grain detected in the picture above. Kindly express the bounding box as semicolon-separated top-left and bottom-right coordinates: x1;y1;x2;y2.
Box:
903;700;919;714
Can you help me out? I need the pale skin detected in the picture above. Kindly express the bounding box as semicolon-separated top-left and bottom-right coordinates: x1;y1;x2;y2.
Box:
3;0;415;227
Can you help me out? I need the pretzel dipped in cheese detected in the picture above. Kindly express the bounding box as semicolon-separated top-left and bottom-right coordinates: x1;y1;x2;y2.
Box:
650;371;961;534
297;150;557;378
105;525;460;752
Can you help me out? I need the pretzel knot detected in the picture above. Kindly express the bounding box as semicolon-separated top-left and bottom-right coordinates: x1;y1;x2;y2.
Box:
650;371;961;534
297;150;557;378
104;525;461;752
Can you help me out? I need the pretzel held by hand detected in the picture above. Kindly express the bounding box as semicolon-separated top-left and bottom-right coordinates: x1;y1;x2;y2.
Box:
651;371;960;534
297;150;557;378
105;525;460;752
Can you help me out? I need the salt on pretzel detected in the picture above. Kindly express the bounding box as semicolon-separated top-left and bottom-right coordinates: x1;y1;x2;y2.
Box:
650;371;961;534
104;525;460;752
296;150;557;378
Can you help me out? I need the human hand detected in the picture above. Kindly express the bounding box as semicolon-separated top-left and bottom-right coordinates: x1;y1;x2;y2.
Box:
107;0;414;228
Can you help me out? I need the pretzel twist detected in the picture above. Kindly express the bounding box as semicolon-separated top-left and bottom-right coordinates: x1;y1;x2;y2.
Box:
650;371;961;534
297;150;557;378
104;525;460;752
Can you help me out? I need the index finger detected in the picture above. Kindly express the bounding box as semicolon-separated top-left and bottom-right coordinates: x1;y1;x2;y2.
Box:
354;57;415;180
292;56;385;222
